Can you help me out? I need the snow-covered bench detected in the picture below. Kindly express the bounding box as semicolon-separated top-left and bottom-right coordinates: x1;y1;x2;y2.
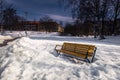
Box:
55;42;97;63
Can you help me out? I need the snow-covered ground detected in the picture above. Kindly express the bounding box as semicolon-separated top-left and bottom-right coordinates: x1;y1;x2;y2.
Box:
0;35;13;44
0;32;120;80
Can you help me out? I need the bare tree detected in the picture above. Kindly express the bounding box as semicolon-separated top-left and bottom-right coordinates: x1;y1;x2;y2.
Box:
111;0;120;35
40;16;54;22
3;6;17;32
91;0;101;22
39;16;54;33
0;0;4;34
0;0;15;34
59;0;110;39
98;0;109;39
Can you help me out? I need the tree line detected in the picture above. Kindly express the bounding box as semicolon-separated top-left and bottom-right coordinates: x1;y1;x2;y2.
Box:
59;0;120;39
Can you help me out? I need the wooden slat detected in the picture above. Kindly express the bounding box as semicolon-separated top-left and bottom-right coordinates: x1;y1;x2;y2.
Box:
62;43;75;52
58;50;87;58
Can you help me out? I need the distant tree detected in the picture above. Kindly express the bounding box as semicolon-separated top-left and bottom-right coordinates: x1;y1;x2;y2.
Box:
3;6;17;32
59;0;95;37
83;21;94;36
110;0;120;35
98;0;109;39
0;0;3;21
39;15;56;33
59;0;93;21
40;16;54;22
64;23;93;36
0;0;5;33
59;0;110;39
17;15;26;22
64;23;75;36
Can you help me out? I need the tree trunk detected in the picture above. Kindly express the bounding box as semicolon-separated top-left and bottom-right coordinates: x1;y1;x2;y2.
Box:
99;20;105;40
112;16;117;35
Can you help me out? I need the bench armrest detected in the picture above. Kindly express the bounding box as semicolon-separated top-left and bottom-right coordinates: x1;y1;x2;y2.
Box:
55;44;62;50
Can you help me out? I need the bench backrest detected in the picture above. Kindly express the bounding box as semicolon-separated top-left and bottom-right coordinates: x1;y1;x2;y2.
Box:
62;43;75;52
62;42;96;57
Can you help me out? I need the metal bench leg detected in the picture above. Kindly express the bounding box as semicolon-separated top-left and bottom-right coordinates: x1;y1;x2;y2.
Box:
57;51;62;56
91;48;97;62
85;59;91;63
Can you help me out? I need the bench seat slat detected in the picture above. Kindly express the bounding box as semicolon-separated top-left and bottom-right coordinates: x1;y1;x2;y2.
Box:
57;50;92;58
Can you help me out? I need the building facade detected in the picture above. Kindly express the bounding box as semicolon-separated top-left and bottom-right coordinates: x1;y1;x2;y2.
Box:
17;21;64;32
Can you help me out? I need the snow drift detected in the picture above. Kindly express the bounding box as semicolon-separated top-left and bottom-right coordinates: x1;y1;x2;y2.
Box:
0;36;120;80
0;35;13;44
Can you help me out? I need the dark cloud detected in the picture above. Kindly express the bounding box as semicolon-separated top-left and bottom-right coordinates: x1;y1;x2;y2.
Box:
6;0;73;22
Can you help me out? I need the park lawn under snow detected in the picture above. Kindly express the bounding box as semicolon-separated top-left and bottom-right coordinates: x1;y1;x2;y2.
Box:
0;32;120;80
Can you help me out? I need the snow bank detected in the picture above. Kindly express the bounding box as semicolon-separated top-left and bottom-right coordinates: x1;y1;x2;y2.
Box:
0;40;4;44
0;37;120;80
2;31;60;38
0;35;13;44
0;35;13;40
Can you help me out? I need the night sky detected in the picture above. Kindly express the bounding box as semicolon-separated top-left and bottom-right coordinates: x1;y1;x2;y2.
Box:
6;0;74;23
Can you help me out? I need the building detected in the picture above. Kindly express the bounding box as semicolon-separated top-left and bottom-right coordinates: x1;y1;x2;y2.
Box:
17;21;64;32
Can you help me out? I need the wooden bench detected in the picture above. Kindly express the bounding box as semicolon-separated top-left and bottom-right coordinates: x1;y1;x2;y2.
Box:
55;42;97;63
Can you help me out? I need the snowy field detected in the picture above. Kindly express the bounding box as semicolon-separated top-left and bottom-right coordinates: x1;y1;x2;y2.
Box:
0;31;120;80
